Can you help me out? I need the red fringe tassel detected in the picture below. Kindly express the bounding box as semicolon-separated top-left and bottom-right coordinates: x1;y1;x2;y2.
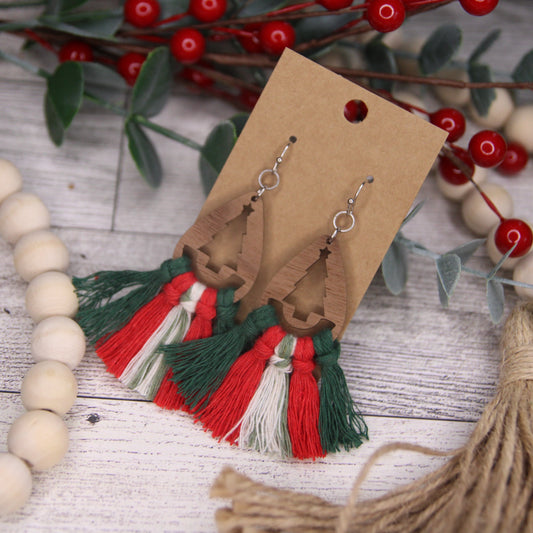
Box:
288;336;324;460
197;325;287;444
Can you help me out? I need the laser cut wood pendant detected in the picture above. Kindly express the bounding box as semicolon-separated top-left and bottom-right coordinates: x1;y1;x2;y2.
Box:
173;192;264;301
260;236;347;339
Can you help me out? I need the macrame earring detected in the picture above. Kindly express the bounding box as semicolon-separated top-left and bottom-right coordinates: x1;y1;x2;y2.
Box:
163;176;374;459
73;137;296;410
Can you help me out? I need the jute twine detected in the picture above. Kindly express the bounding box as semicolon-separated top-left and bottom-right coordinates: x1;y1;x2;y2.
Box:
211;301;533;533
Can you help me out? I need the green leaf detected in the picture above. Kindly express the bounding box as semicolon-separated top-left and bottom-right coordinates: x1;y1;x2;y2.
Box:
486;279;504;323
199;120;237;195
437;275;449;308
239;0;287;17
158;0;190;19
447;239;485;265
364;39;397;92
400;201;424;229
295;8;359;45
436;253;461;297
131;47;172;118
487;242;517;280
419;24;462;75
47;61;84;128
41;10;123;38
45;0;88;15
44;93;65;146
125;120;163;188
381;239;408;295
512;49;533;83
229;113;249;136
468;29;501;65
468;63;495;117
81;62;127;105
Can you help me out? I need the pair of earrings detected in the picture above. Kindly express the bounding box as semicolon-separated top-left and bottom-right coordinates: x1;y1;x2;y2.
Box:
74;138;372;459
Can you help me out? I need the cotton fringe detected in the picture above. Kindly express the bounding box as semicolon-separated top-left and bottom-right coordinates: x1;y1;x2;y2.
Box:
211;301;533;533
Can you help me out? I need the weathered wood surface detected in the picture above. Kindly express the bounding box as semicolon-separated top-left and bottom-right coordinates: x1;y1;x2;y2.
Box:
0;1;532;531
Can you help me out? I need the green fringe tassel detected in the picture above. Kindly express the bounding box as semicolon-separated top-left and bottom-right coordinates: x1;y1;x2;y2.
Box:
214;288;239;334
163;304;279;410
73;256;191;344
313;329;368;453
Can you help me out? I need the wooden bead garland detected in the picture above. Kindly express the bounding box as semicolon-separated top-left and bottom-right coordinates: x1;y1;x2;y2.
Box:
0;158;84;515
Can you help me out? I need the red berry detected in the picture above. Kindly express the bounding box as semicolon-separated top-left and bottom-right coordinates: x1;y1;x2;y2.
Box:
239;89;260;110
459;0;498;16
189;0;226;22
438;147;474;185
319;0;353;10
468;130;507;168
170;28;205;64
117;52;146;86
238;24;262;54
429;108;466;143
497;141;529;176
124;0;160;27
181;67;214;88
366;0;405;33
58;41;93;63
494;218;533;258
259;21;295;55
344;100;368;123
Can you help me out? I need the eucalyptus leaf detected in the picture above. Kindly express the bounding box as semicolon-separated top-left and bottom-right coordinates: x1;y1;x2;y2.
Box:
47;61;84;128
158;0;189;18
436;253;461;297
447;239;485;265
239;0;287;17
125;120;163;188
400;201;424;229
44;93;65;146
131;47;172;118
82;62;127;105
364;39;397;92
486;279;504;323
41;10;123;38
295;8;359;45
468;29;501;65
45;0;88;15
419;24;462;75
468;63;495;117
487;242;517;280
437;276;449;308
199;120;237;195
229;113;249;136
381;239;408;295
512;49;533;83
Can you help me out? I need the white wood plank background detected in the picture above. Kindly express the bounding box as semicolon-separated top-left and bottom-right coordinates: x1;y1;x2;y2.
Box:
0;1;532;531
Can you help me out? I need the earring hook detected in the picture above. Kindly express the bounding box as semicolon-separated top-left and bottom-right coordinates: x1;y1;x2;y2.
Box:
254;136;297;199
328;175;374;243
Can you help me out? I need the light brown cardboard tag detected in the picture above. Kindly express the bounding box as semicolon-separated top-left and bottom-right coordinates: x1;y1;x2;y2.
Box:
197;49;447;337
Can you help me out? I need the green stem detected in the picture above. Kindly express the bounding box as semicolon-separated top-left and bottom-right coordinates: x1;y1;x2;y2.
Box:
0;49;49;78
132;115;202;151
83;91;127;116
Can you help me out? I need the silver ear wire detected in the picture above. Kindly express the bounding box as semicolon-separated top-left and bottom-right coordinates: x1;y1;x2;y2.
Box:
328;175;374;243
254;136;297;199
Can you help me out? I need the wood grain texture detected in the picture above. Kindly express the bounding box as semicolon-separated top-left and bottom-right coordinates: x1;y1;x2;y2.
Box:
0;1;532;531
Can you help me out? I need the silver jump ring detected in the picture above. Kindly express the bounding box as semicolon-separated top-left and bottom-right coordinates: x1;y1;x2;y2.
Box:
258;169;280;191
332;210;356;233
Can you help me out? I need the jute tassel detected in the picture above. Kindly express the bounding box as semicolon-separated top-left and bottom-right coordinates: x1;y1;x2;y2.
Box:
211;301;533;533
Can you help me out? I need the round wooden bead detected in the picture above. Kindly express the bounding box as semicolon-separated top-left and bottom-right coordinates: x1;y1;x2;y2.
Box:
0;192;50;244
433;68;470;107
504;105;533;153
461;183;513;236
32;316;86;370
468;88;514;130
436;165;487;202
25;271;78;323
513;252;533;300
13;230;69;282
21;361;78;416
0;453;32;516
486;223;530;271
7;410;69;471
0;159;23;205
